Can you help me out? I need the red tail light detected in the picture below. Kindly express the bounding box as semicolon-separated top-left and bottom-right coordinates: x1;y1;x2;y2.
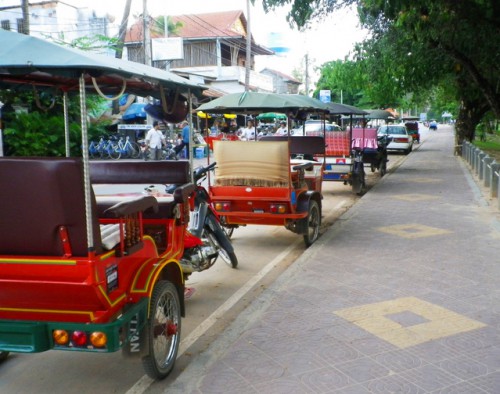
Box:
71;331;87;347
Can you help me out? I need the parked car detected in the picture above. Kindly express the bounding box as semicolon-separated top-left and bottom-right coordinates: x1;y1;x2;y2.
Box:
377;125;413;154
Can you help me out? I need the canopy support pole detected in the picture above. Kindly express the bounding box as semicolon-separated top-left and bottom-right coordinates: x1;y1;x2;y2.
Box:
79;74;95;252
63;91;70;157
188;88;193;183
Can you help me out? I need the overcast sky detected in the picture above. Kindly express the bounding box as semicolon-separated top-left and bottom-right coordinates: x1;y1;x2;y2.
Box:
66;0;367;79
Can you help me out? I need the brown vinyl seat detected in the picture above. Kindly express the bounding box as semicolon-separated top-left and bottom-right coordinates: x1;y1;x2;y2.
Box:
0;157;102;257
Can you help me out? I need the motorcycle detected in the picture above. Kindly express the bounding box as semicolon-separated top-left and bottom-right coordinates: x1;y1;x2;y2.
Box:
164;162;238;275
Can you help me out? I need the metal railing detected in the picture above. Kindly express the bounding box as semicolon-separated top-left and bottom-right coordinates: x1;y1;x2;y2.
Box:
462;141;500;210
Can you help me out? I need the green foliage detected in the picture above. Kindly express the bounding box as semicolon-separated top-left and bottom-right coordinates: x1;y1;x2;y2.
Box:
152;16;184;36
262;0;500;142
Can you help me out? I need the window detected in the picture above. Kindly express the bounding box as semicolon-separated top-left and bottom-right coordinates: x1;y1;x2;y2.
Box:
1;20;11;31
17;18;25;33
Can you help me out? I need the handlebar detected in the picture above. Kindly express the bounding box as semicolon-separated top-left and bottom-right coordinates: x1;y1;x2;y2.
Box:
164;162;217;194
193;162;217;183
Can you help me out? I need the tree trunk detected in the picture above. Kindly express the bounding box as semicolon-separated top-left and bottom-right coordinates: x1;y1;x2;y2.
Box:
454;97;488;148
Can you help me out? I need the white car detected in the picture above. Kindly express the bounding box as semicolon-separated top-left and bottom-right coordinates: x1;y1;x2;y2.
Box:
377;125;413;154
292;122;342;135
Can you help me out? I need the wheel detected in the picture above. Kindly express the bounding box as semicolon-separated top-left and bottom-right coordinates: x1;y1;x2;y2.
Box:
206;223;238;268
370;163;376;173
129;142;141;159
142;280;181;380
108;144;121;160
0;351;9;362
351;165;366;196
303;200;321;247
380;159;387;177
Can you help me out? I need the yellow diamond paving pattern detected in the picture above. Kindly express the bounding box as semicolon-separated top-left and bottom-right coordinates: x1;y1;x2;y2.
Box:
377;223;452;239
391;194;439;202
334;297;486;349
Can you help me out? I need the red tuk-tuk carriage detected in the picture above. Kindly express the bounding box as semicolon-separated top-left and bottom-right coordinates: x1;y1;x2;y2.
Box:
197;92;328;247
0;30;204;379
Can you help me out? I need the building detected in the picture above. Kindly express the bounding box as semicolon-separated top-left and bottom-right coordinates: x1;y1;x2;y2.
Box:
0;0;111;53
260;68;302;94
124;10;275;94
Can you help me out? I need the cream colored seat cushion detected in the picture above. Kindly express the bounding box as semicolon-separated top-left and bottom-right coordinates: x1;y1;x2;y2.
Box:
214;140;290;187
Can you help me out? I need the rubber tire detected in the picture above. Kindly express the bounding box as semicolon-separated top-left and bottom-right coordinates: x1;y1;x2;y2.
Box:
380;159;387;177
108;144;121;160
142;280;181;380
207;223;238;268
351;167;366;196
0;351;9;362
303;200;321;247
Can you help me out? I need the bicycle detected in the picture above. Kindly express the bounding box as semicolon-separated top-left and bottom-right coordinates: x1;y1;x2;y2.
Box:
117;136;141;159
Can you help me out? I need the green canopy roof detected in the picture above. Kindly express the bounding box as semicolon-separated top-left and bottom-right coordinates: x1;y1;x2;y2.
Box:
0;29;204;98
197;92;329;115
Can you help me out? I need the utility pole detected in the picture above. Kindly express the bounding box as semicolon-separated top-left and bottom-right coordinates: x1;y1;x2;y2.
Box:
143;0;152;66
304;53;310;96
21;0;30;34
244;0;251;91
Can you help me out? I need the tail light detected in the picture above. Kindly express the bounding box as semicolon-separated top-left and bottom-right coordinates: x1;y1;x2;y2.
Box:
71;331;87;347
270;204;287;214
214;202;231;211
394;137;408;143
52;329;108;349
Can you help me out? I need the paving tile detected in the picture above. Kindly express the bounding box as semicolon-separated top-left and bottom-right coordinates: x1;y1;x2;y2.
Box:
399;364;462;392
335;357;390;384
468;345;500;370
316;340;361;365
273;350;325;376
349;336;397;356
431;381;488;393
236;357;287;383
299;366;351;393
252;375;314;394
333;384;372;394
373;349;426;373
363;375;426;393
437;355;489;380
198;368;257;394
469;371;500;393
408;341;462;363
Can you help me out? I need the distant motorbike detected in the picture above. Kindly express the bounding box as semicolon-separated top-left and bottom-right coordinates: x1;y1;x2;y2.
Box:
164;162;238;275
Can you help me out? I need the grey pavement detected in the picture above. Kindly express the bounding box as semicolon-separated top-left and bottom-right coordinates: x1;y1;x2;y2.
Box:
168;126;500;393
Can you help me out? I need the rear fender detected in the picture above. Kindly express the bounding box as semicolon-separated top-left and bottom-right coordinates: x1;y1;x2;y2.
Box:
294;191;322;234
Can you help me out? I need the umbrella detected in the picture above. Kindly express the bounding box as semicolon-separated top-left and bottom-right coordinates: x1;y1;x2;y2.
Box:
326;102;368;115
122;102;147;121
197;92;329;115
256;112;287;121
367;109;395;120
0;29;203;99
197;111;212;119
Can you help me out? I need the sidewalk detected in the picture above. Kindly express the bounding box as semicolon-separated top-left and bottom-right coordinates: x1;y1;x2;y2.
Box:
168;126;500;393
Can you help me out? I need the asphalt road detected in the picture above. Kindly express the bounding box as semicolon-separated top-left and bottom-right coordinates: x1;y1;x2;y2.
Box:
0;129;427;394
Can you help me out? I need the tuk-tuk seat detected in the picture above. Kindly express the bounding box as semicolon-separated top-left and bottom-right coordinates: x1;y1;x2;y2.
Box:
213;140;290;188
0;157;102;257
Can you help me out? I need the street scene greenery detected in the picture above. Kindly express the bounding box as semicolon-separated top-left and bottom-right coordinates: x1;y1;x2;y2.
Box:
1;0;498;156
263;0;499;150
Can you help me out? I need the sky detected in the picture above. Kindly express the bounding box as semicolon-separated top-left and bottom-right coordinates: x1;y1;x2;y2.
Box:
67;0;368;83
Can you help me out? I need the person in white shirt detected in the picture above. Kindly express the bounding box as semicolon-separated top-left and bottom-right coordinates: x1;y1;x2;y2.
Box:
275;121;288;136
144;121;166;160
239;119;256;141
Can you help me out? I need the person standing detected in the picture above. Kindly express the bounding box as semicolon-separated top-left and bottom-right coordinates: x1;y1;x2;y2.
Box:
144;121;165;160
174;120;190;158
275;121;288;136
239;119;256;141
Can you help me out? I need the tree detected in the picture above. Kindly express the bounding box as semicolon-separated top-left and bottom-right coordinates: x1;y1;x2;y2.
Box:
260;0;500;144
